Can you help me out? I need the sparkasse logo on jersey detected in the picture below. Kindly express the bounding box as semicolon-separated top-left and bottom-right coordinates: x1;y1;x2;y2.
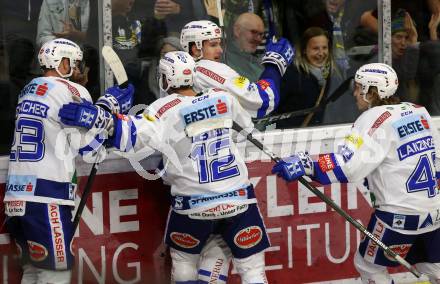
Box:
392;114;430;139
180;95;230;126
5;175;37;196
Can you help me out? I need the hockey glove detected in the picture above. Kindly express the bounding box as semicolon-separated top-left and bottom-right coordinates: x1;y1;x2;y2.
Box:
262;38;295;76
272;152;314;182
59;101;114;133
96;83;134;114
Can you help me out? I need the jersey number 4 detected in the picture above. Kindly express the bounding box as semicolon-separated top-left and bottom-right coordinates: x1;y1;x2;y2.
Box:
406;153;437;198
10;118;45;162
190;134;240;183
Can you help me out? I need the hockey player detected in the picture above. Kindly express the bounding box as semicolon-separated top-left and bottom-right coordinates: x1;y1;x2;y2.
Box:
180;20;294;119
180;20;294;282
4;38;134;283
58;51;271;284
272;63;440;283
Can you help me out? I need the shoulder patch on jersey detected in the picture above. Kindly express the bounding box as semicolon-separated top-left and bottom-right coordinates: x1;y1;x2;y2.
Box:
337;145;354;162
392;114;430;140
256;79;270;90
233;76;249;89
155;98;182;119
368;111;391;136
55;79;81;98
345;134;363;148
196;66;225;84
142;113;156;121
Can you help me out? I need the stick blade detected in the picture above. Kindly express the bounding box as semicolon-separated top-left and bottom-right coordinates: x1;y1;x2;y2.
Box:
102;46;128;87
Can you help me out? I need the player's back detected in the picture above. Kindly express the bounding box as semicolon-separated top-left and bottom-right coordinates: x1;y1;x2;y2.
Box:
359;102;440;221
6;76;91;206
122;88;254;212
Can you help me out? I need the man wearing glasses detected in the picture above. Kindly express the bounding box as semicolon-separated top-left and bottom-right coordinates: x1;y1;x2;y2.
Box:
226;12;266;82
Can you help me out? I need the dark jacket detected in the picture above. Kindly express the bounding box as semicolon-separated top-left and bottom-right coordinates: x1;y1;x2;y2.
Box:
275;64;325;128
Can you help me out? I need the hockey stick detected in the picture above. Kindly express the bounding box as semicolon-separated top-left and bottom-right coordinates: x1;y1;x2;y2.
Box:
231;121;422;278
216;0;228;64
72;46;128;233
254;76;353;125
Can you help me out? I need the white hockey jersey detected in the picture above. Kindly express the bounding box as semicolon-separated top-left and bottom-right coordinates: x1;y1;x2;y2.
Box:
112;88;256;214
193;59;278;119
313;103;440;233
6;77;93;206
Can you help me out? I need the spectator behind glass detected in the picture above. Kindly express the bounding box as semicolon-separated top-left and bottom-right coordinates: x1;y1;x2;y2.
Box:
276;27;342;128
307;0;376;78
225;12;264;82
36;0;90;47
111;0;145;103
360;0;440;42
1;1;43;154
153;0;208;36
360;9;440;104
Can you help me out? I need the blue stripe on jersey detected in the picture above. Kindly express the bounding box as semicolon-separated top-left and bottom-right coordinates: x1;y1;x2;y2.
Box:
6;178;73;201
126;119;137;152
256;81;270;118
111;119;123;150
333;164;348;183
175;281;199;284
312;162;332;185
198;269;228;282
78;135;105;156
198;269;211;277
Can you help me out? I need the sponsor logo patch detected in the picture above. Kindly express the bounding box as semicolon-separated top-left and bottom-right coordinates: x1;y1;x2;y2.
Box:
384;244;412;262
345;134;363;148
6;175;37;197
180;96;230;126
56;79;81;98
196;66;225;84
155;98;181;118
256;79;270;90
318;154;336;172
393;114;430;139
392;214;406;229
233;76;248;89
338;145;354;162
28;241;48;262
5;200;26;216
365;220;385;261
187;188;248;209
234;226;263;249
170;232;200;248
19;79;54;98
142;113;155;121
368;111;391;136
48;204;67;269
116;113;129;121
